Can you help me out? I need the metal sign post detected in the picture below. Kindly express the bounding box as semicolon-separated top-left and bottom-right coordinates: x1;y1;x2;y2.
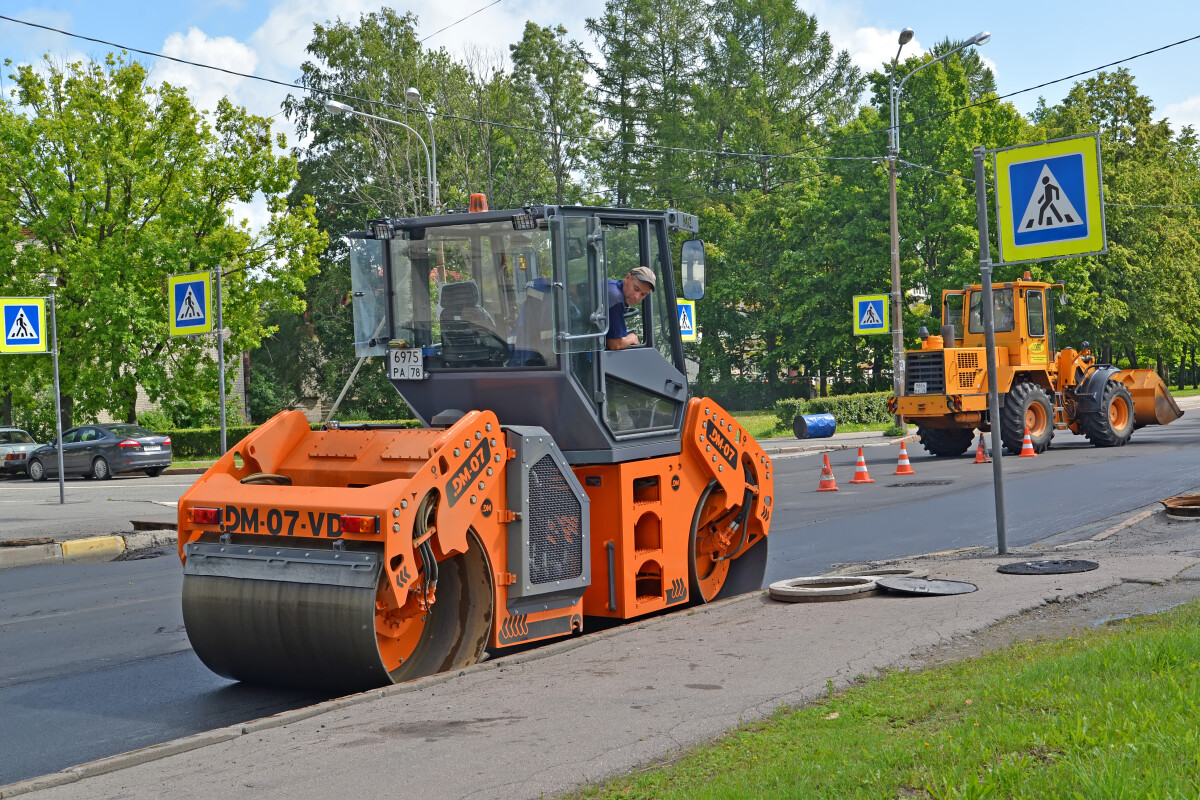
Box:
973;146;1007;554
49;295;65;504
215;268;227;455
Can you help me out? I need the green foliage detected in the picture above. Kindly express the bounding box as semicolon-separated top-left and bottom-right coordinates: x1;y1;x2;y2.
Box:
168;425;259;459
883;424;908;437
774;398;805;430
0;54;325;430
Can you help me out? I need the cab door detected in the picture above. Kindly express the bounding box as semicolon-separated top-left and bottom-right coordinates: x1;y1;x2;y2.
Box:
1023;288;1049;366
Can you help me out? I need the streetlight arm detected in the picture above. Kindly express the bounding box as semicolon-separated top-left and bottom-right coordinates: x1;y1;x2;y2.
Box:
325;102;435;207
892;32;990;154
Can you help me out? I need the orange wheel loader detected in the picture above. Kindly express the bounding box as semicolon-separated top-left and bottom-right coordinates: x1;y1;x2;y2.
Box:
177;203;774;693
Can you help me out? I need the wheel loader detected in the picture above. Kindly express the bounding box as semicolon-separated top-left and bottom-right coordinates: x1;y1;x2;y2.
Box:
177;201;773;693
888;272;1183;457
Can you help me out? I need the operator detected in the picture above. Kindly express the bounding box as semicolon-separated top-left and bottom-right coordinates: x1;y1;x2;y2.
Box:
606;266;655;350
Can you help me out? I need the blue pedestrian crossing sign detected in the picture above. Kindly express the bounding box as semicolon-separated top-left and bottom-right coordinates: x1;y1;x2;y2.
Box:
853;294;889;335
995;133;1106;264
0;298;47;354
677;300;698;342
168;271;213;336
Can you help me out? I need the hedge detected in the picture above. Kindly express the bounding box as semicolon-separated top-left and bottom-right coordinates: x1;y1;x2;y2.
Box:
774;391;893;431
166;420;422;458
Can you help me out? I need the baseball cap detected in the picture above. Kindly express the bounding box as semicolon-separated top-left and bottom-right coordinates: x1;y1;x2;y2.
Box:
629;266;656;290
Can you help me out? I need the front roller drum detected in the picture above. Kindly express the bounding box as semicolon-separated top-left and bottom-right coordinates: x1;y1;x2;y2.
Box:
182;540;493;694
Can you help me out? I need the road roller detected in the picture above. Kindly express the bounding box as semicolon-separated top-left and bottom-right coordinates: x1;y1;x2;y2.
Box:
177;201;774;693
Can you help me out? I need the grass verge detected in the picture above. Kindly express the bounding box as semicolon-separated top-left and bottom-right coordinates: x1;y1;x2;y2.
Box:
731;410;895;441
572;599;1200;799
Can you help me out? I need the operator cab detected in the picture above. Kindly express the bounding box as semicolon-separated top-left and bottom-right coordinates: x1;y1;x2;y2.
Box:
347;203;706;463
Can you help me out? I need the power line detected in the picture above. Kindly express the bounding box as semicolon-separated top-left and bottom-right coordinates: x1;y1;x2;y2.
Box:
2;13;1198;172
419;1;504;45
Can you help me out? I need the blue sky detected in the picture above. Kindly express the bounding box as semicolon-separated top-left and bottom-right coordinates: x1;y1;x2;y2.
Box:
3;1;1198;225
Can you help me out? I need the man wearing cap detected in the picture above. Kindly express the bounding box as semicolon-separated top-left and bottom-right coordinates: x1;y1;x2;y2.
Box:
606;266;655;350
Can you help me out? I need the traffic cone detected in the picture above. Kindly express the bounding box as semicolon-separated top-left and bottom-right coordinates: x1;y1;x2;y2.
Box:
973;432;991;464
817;453;839;491
1019;427;1038;458
848;447;875;484
893;441;916;475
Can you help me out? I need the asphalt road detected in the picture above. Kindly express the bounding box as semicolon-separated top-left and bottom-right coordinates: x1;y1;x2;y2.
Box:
1;414;1198;786
0;472;189;541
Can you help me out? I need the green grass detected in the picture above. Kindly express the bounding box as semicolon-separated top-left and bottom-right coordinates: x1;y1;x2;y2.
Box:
730;411;895;440
1170;385;1200;398
572;600;1200;799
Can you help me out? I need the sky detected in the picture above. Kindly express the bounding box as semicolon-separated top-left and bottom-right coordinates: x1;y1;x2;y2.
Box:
3;1;1199;225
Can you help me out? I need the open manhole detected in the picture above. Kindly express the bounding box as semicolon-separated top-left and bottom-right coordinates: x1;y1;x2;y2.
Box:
876;577;977;596
888;480;953;488
1162;495;1200;518
997;559;1098;575
768;575;878;603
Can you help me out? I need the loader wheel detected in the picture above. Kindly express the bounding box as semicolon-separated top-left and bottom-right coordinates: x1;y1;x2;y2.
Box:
1080;380;1135;448
1000;381;1054;455
916;426;974;457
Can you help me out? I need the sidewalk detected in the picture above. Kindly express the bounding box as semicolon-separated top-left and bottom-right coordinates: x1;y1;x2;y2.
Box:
5;501;1199;799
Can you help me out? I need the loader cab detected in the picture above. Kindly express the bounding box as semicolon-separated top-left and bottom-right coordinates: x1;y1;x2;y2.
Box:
959;276;1054;368
347;204;703;464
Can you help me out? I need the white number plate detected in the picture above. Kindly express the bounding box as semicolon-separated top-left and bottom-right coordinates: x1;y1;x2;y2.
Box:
388;348;425;380
143;445;161;452
913;381;928;394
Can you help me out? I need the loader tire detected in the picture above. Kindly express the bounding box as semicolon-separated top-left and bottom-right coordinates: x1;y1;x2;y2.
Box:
1001;381;1053;455
1080;379;1135;448
916;426;974;457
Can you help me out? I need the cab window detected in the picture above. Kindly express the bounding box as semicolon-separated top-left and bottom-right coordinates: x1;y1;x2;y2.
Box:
1026;290;1045;337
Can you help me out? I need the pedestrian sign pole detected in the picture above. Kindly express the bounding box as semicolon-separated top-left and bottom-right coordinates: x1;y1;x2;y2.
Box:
973;132;1107;555
168;270;226;454
0;296;64;502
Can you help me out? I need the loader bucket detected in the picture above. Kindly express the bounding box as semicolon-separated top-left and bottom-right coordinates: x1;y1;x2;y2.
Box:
1117;369;1184;426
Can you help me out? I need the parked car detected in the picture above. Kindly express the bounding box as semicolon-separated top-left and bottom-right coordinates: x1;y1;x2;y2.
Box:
0;427;41;477
27;424;172;481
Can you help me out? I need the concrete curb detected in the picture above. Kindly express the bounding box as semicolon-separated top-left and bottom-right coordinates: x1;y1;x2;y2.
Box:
0;529;176;570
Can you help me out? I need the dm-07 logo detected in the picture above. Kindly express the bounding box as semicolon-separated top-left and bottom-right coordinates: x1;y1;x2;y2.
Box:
705;419;737;468
446;436;492;507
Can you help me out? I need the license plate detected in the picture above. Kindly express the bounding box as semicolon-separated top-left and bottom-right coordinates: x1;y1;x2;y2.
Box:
388;348;425;380
914;381;928;394
143;445;161;452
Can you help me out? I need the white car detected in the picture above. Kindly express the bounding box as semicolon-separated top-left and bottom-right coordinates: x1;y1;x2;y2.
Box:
0;428;41;477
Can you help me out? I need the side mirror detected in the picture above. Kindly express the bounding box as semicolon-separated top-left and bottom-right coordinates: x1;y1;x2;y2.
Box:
681;239;706;301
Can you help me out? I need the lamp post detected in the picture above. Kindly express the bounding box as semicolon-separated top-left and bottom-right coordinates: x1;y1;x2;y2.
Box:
324;99;437;209
404;87;440;209
887;28;990;424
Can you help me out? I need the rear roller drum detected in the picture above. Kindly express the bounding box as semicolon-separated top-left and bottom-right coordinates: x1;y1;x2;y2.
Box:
688;479;769;604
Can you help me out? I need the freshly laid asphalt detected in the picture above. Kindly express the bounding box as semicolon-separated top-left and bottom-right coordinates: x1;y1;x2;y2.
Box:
2;401;1198;799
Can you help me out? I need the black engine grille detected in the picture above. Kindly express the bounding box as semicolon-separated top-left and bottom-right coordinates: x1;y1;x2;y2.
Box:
527;455;583;584
905;351;947;394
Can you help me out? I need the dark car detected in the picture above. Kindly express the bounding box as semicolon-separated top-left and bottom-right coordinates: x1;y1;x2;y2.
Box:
0;427;41;477
27;424;172;481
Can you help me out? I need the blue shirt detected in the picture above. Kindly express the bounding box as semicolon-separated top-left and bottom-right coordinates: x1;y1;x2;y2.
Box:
607;278;628;341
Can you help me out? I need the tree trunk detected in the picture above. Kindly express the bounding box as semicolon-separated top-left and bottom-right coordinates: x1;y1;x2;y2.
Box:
1124;345;1139;369
1102;342;1113;364
1155;353;1165;383
1;386;10;427
243;350;252;424
60;393;74;432
1192;344;1197;389
818;359;827;398
1179;351;1186;391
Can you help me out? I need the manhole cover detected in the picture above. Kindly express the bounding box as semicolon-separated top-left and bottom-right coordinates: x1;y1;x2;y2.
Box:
997;559;1099;575
1162;496;1200;518
875;577;978;596
888;480;953;488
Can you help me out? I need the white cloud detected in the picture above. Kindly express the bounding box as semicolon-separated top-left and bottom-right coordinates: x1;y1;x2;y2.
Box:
1163;95;1200;133
157;28;258;115
837;26;925;75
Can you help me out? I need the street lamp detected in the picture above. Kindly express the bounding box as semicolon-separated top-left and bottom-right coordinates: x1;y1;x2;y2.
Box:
886;28;990;423
324;99;437;208
404;87;440;209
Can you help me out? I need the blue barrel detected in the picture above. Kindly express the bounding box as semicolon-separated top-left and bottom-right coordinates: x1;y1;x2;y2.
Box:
792;413;836;439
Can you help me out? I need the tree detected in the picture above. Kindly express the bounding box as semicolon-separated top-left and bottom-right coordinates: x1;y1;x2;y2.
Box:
0;55;325;430
510;23;595;204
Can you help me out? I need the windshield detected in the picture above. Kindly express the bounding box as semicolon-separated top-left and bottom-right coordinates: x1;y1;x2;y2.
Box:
389;219;559;369
0;430;33;444
968;288;1016;334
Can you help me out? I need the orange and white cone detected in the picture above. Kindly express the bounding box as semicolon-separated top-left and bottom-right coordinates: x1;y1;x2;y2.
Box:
893;441;916;475
973;432;991;464
1019;427;1038;458
848;447;875;484
817;453;839;491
